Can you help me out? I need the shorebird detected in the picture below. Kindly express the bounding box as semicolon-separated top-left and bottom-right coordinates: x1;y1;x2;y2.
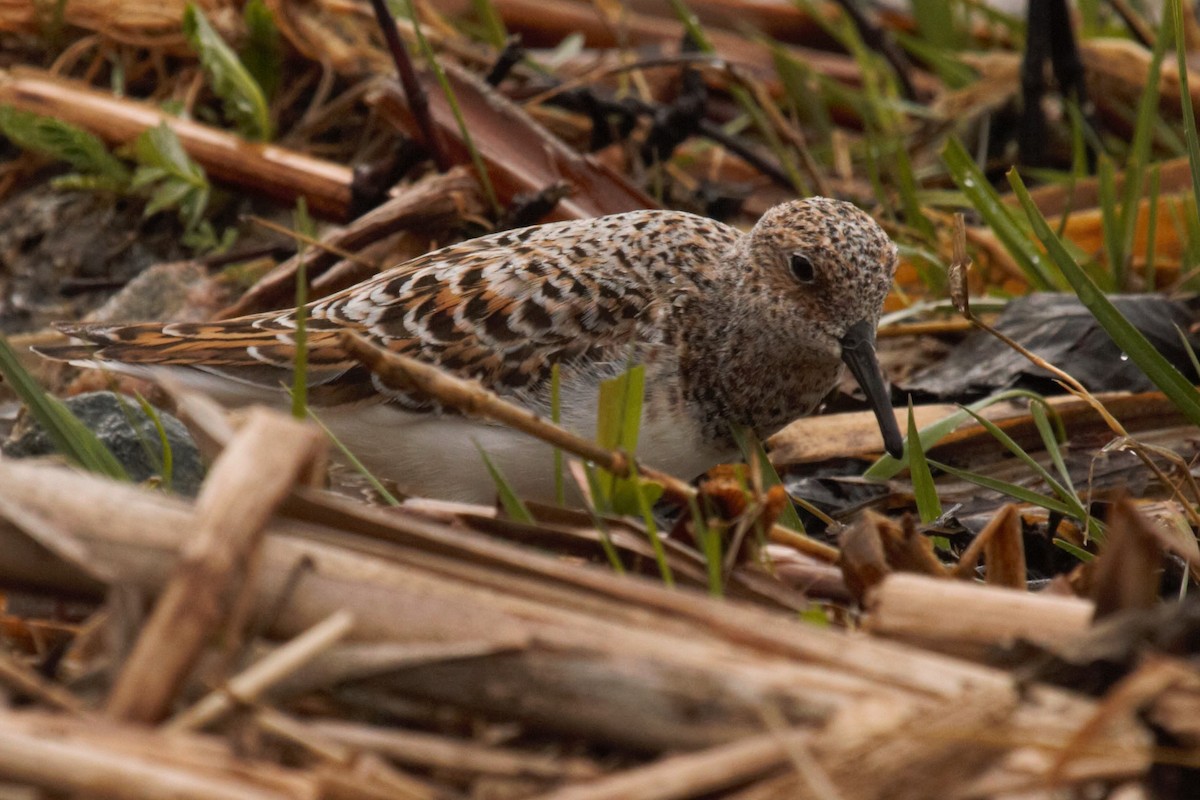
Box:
37;198;903;503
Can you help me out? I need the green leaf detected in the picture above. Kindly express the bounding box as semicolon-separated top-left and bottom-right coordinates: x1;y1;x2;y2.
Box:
906;398;942;523
0;335;128;481
183;2;272;140
940;137;1060;289
241;0;282;101
1009;168;1200;428
0;106;130;184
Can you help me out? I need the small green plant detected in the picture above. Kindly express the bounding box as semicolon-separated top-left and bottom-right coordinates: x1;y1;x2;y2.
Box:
591;364;672;585
131;122;232;252
183;2;273;140
468;0;508;49
0;106;130;190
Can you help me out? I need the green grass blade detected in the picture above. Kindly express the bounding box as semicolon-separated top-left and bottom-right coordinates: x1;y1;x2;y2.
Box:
138;395;174;490
407;1;500;214
241;0;283;101
1097;156;1124;286
114;391;174;490
959;406;1084;515
928;459;1075;516
730;425;805;533
596;365;663;514
941;138;1060;289
1054;538;1095;562
291;197;314;419
1009;168;1200;427
1177;324;1200;381
580;463;626;574
687;494;722;597
1171;0;1200;215
866;387;1053;479
906;398;942;523
1115;9;1171;288
476;444;533;522
632;476;673;588
550;362;564;506
306;407;400;506
0;336;128;480
1030;402;1073;496
1145;164;1162;289
911;0;962;49
469;0;507;49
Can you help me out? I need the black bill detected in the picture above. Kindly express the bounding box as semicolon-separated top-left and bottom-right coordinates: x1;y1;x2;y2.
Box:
839;318;904;459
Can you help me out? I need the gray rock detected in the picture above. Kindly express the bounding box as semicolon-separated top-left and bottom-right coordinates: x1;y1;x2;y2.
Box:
2;391;205;495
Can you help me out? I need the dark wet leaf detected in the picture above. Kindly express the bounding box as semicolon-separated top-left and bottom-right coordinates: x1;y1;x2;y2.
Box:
903;294;1200;400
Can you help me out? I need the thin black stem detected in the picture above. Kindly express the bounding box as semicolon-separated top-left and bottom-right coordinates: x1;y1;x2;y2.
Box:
367;0;452;172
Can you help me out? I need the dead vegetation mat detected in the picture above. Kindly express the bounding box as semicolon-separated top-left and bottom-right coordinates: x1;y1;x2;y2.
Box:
1;1;1200;798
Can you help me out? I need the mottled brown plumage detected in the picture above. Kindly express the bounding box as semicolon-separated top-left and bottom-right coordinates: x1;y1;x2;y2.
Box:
39;198;901;502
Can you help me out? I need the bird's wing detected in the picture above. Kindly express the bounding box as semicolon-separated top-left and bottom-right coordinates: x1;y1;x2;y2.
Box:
37;216;687;410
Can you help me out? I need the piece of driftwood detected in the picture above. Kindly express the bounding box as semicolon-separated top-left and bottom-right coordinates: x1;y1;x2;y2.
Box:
0;457;1044;753
864;573;1094;654
167;609;356;732
0;67;357;219
309;718;601;782
0;413;1154;796
105;411;327;723
0;709;320;800
768;390;1186;466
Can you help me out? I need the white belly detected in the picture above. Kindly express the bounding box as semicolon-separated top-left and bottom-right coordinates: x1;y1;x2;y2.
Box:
317;400;731;505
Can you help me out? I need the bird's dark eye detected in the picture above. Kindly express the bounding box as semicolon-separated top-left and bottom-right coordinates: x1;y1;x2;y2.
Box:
789;253;815;283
